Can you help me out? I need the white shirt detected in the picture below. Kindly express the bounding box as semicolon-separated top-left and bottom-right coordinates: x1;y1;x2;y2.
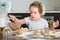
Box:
25;17;49;30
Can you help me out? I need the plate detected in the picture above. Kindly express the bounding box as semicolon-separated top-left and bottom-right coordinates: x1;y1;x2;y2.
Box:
16;32;34;37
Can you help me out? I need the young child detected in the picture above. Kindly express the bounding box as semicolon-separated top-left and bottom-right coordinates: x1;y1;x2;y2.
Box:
9;1;49;30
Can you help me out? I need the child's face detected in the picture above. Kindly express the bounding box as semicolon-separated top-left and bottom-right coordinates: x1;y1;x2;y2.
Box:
29;6;42;20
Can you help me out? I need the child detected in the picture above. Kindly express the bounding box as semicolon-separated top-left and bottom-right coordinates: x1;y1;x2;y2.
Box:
9;1;49;30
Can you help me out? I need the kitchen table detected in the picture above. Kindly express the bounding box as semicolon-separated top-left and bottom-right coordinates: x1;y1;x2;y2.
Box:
0;29;60;40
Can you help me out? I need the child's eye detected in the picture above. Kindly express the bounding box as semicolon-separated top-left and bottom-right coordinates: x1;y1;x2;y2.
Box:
31;12;33;14
30;12;33;14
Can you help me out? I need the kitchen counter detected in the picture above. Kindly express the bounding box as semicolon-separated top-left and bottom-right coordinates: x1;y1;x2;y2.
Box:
0;29;60;40
45;11;60;13
0;35;60;40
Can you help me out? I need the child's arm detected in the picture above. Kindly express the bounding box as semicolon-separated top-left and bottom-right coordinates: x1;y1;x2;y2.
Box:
9;15;26;27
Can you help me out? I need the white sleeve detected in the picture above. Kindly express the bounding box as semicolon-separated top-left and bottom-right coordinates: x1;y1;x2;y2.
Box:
24;17;29;25
44;20;49;28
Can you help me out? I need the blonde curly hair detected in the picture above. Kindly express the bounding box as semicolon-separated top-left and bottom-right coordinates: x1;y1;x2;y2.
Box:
29;1;45;16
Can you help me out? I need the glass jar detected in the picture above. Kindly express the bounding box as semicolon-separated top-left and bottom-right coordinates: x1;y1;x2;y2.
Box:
3;23;12;40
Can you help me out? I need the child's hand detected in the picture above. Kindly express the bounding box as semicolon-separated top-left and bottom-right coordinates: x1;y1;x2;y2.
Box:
9;14;16;22
53;20;59;28
8;22;19;30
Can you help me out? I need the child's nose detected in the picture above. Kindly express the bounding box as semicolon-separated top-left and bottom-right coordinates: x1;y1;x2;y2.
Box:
32;13;35;16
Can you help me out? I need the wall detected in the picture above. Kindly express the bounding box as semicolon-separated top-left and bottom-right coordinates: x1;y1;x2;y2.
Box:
2;0;60;13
